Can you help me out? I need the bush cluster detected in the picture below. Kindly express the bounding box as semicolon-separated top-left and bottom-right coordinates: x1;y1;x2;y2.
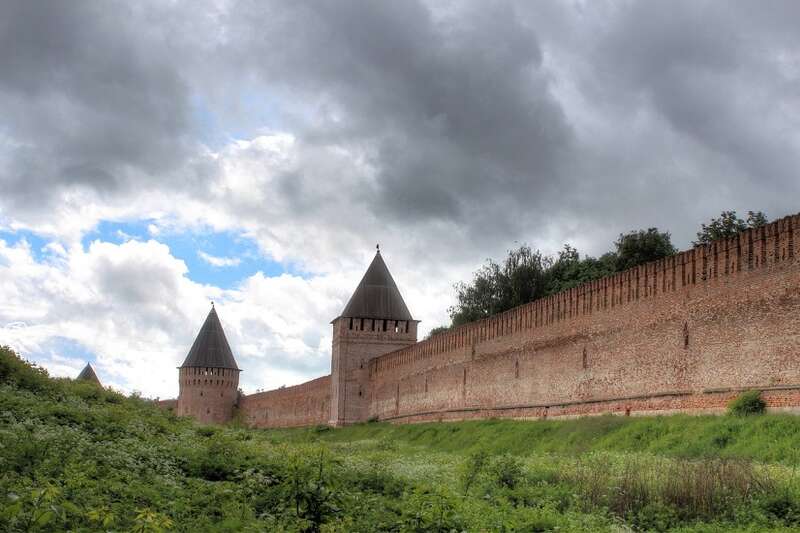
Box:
728;390;767;416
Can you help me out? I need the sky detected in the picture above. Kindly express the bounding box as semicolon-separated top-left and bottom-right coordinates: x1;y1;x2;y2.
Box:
1;0;799;399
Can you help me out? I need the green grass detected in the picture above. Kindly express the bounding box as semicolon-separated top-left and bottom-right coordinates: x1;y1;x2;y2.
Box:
3;345;800;532
276;412;800;465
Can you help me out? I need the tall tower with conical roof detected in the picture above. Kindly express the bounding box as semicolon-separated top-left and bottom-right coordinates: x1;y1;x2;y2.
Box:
330;248;418;426
176;305;241;424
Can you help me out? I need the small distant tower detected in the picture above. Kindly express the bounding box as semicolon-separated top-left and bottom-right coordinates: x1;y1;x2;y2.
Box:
76;362;101;386
176;305;241;424
330;247;418;426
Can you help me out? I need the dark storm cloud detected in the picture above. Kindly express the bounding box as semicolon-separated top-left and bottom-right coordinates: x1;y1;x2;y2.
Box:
512;1;800;251
593;2;797;185
219;0;571;233
0;1;191;210
2;0;800;261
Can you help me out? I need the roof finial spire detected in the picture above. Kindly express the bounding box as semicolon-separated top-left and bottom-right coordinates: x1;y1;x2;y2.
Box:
211;300;215;309
376;243;380;253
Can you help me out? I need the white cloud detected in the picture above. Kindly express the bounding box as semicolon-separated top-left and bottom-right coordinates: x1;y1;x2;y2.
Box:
197;251;241;267
0;235;367;399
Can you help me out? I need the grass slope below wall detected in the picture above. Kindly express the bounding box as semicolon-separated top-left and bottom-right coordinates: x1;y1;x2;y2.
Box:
274;413;800;465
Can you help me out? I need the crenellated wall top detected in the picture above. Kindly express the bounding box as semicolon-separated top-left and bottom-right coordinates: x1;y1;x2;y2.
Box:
370;213;800;375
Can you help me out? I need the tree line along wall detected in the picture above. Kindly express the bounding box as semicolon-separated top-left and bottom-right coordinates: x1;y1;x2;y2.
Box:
239;375;331;428
368;214;800;422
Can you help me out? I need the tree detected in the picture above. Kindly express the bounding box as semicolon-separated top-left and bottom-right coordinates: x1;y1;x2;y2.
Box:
425;325;451;339
448;245;550;327
446;226;677;327
614;228;676;271
545;245;616;295
694;210;768;245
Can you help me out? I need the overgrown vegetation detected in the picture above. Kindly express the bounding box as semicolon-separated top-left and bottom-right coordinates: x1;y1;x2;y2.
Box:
437;209;768;333
695;210;768;245
728;390;767;417
3;346;799;531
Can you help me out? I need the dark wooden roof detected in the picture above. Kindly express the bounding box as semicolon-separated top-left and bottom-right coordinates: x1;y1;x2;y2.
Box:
180;307;240;370
76;363;101;385
340;251;414;321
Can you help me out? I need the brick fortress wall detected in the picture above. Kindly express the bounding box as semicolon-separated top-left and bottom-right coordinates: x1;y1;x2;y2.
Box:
238;214;800;427
239;375;331;428
368;214;800;422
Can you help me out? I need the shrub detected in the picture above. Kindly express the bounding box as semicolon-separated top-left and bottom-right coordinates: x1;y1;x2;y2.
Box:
758;493;800;525
399;487;464;532
728;391;766;416
0;346;54;394
489;454;524;490
633;502;679;531
195;426;217;438
458;449;489;496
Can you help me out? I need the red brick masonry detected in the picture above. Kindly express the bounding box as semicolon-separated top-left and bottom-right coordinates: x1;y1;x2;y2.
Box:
238;214;800;427
239;375;331;428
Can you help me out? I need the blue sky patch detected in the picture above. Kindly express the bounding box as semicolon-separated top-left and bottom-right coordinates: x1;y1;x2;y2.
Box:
0;229;51;262
81;220;307;288
44;336;97;365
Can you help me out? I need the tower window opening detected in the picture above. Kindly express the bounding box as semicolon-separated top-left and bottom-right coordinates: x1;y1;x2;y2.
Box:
349;317;353;330
383;319;387;332
360;318;364;330
200;391;203;396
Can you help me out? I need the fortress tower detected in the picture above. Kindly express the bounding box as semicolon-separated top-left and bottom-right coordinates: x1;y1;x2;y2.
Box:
329;248;418;426
176;305;241;424
76;362;101;386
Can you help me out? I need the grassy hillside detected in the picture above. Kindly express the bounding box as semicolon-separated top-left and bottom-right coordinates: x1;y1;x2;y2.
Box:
286;410;800;465
2;346;800;532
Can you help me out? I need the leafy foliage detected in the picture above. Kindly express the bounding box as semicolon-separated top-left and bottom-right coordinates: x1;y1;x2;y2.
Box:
449;245;551;326
728;390;767;417
424;326;452;339
448;228;675;326
458;449;489;496
545;245;617;295
2;347;799;531
695;210;768;245
613;227;676;271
